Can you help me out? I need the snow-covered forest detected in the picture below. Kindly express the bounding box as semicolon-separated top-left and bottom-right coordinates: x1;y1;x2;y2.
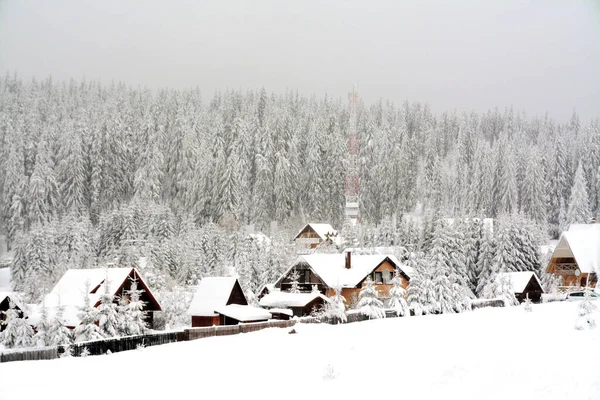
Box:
0;74;598;304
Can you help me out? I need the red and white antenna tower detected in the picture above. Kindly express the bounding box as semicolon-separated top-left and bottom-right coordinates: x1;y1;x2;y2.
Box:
345;85;360;224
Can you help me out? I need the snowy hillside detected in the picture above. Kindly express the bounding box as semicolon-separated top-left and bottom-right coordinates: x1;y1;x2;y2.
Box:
2;301;598;400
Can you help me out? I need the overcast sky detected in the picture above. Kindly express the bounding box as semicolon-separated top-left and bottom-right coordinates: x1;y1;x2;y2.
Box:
1;0;599;121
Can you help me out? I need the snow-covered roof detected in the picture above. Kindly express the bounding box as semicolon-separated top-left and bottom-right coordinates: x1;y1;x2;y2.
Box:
187;277;240;317
0;292;25;312
0;267;11;292
213;304;271;322
268;308;293;317
43;267;144;326
552;224;600;274
259;291;329;308
285;253;412;289
496;272;543;293
295;223;338;241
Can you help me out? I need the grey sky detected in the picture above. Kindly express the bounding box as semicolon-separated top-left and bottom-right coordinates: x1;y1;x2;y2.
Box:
1;0;599;121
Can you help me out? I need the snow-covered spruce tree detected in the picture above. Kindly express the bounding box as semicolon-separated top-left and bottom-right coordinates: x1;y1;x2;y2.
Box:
1;301;32;348
357;277;385;319
429;220;467;313
97;286;119;338
407;253;437;315
388;272;409;317
123;276;148;336
288;269;301;293
48;304;73;346
74;289;104;343
495;275;518;307
161;287;193;329
575;289;597;330
34;301;52;347
323;285;347;324
565;163;591;227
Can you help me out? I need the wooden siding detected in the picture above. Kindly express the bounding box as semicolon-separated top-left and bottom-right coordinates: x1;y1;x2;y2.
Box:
192;315;220;327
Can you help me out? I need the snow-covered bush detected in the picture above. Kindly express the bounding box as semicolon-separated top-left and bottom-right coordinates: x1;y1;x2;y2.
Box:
575;290;597;330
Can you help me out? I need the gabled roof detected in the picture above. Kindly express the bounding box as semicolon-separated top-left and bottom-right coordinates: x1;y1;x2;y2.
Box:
187;277;240;317
0;292;25;312
259;291;329;308
295;223;338;240
213;304;271;322
0;267;11;292
280;253;412;289
43;267;158;327
552;224;600;274
496;271;543;293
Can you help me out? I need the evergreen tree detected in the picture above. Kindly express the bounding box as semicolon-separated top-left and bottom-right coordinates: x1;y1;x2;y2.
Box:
323;285;347;324
97;288;119;338
74;289;104;343
357;277;385;319
1;301;32;348
122;276;148;336
289;269;301;293
388;272;409;317
565;163;591;227
48;304;73;346
34;301;52;347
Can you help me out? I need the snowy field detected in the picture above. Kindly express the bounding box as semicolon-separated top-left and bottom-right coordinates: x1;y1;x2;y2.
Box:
1;301;599;400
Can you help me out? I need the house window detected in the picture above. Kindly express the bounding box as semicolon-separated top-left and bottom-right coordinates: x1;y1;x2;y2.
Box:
375;272;383;284
304;270;310;284
382;270;392;284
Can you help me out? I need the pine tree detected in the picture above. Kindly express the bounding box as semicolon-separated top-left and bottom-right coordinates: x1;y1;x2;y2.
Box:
323;285;347;324
97;289;119;338
123;276;148;336
34;301;52;347
1;301;32;348
565;163;591;227
48;304;73;346
388;272;409;317
74;290;104;343
289;269;301;293
357;277;385;319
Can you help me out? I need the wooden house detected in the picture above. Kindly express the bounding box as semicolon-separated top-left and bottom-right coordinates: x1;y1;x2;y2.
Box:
294;223;340;253
259;291;329;317
496;271;544;303
187;277;271;327
42;267;162;329
274;250;413;307
546;223;599;288
0;292;25;332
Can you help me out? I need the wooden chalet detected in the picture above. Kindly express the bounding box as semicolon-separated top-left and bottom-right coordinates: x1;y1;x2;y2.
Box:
187;277;271;327
497;272;544;303
0;292;25;332
42;267;162;329
294;223;340;253
274;250;413;306
259;291;329;317
546;223;599;288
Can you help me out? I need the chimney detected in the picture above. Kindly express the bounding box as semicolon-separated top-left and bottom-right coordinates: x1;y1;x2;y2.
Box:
345;250;351;269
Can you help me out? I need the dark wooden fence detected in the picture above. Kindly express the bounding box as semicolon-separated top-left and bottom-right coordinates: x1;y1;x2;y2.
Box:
0;347;58;363
1;319;296;363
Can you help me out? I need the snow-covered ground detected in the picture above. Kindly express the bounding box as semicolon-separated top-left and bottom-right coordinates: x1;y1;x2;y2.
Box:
1;301;599;400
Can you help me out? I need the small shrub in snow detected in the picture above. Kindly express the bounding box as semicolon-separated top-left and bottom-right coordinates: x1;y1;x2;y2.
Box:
322;364;337;380
61;346;73;358
288;328;297;334
106;349;112;355
523;295;533;312
80;347;90;357
137;343;146;350
575;290;596;330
